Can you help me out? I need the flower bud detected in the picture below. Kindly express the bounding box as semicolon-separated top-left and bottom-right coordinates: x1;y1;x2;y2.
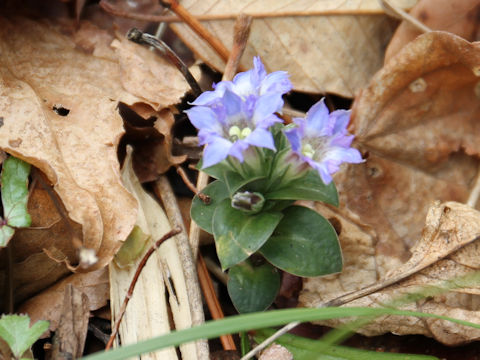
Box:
231;191;265;214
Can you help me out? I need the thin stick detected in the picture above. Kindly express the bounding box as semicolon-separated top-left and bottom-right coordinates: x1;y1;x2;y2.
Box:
106;227;182;350
223;14;252;81
159;0;232;65
100;0;406;22
154;175;210;359
188;14;252;259
467;167;480;208
240;321;300;360
175;165;210;203
380;0;431;33
197;254;237;351
127;28;202;97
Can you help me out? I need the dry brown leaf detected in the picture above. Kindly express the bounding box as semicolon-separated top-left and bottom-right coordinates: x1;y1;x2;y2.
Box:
299;31;480;344
125;108;187;183
112;36;195;110
385;0;480;61
170;0;418;96
0;17;191;270
49;285;90;359
17;267;108;333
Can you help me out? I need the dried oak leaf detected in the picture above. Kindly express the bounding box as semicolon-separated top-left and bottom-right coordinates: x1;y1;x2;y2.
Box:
17;267;108;333
170;0;419;97
385;0;480;61
302;202;480;345
0;17;191;270
299;31;480;344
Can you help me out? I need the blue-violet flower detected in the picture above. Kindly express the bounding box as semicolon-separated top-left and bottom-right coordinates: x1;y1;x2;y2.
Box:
185;57;292;168
284;99;363;184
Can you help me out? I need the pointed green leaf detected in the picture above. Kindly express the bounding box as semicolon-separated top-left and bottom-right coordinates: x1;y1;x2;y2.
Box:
261;206;342;277
191;180;230;234
1;156;32;228
265;170;338;206
0;314;49;358
228;260;280;314
213;199;283;270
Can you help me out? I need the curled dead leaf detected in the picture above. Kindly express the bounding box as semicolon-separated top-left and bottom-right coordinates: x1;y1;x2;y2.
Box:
0;17;192;271
300;30;480;345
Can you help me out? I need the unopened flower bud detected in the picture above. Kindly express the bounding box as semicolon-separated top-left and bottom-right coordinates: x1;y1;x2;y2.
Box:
231;191;265;214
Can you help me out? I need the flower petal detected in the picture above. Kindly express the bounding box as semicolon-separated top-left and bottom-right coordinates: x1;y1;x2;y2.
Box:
185;106;222;133
252;92;284;125
252;56;267;86
330;109;351;134
202;137;232;168
245;127;276;150
260;71;292;96
305;98;331;136
285;127;302;152
228;140;250;162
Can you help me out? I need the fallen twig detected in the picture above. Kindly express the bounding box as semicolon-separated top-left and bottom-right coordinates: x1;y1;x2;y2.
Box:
127;28;202;97
153;175;210;359
106;227;182;351
197;254;237;351
159;0;232;65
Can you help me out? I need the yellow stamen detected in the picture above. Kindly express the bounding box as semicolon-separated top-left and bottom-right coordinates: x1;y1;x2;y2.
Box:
302;143;315;158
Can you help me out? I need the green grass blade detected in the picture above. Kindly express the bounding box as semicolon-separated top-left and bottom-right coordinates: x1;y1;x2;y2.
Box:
254;328;439;360
81;307;480;360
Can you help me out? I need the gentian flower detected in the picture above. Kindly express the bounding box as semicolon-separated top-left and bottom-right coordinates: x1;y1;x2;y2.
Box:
284;99;363;184
186;57;292;168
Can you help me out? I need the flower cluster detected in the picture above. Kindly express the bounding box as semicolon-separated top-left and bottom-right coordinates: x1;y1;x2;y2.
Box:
186;57;362;184
185;57;291;168
284;99;363;184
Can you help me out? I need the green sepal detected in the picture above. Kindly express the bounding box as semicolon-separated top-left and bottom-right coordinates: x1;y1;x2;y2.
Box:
213;199;283;270
260;206;342;277
227;260;280;314
190;180;229;234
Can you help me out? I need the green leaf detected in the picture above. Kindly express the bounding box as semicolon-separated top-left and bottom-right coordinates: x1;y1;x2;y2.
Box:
223;171;266;196
0;314;49;358
227;260;280;313
213;199;283;270
265;169;338;206
190;180;229;234
1;156;32;228
254;328;439;360
260;206;342;277
0;224;15;247
81;307;480;360
114;225;151;267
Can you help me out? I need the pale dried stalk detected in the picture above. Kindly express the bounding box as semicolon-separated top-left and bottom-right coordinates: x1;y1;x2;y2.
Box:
154;175;209;360
110;149;177;360
107;227;182;350
189;14;253;259
467;168;480;208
